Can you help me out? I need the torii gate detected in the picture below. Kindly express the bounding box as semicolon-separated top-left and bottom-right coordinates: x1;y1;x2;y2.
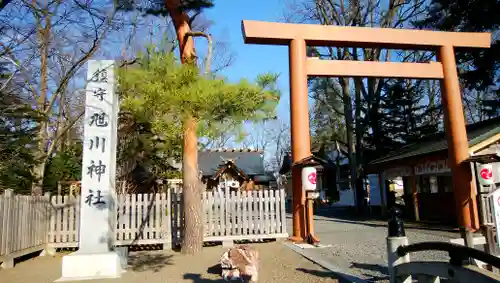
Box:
241;20;491;242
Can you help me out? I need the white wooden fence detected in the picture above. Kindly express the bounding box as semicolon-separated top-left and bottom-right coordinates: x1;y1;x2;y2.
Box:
0;190;50;267
0;188;287;266
171;188;288;244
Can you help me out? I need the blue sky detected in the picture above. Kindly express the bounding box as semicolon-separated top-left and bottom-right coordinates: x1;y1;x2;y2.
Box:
203;0;293;123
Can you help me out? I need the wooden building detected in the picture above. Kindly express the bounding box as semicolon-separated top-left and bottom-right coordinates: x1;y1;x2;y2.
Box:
368;117;500;225
198;148;274;191
278;152;339;205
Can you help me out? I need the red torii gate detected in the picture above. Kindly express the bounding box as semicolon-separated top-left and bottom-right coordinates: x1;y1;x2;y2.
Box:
241;20;491;242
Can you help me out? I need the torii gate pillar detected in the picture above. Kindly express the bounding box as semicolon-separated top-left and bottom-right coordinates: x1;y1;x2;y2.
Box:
289;38;311;241
242;20;491;238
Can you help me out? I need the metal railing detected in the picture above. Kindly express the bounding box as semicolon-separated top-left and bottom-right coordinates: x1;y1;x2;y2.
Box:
387;207;500;283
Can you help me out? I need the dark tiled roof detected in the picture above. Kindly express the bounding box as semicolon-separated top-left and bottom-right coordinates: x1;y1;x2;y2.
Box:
279;151;336;175
198;149;265;177
370;117;500;165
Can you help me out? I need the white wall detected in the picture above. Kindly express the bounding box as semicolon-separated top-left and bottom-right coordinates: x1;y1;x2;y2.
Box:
330;174;385;207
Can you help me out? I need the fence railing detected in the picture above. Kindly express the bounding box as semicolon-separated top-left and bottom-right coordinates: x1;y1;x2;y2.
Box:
1;188;288;267
387;207;500;283
0;190;50;268
170;189;288;245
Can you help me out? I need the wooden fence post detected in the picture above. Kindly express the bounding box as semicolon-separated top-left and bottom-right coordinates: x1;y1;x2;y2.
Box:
1;189;14;268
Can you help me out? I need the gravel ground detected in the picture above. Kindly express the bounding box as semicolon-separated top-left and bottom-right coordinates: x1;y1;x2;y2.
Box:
286;211;459;283
0;241;344;283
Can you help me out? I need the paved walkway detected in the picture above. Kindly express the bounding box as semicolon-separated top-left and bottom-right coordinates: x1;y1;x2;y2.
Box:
0;242;343;283
285;208;459;282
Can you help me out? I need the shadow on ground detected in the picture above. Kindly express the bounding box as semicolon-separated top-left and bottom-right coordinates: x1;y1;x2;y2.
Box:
350;262;389;282
287;206;458;234
296;268;346;283
206;264;221;275
183;274;226;282
128;253;173;272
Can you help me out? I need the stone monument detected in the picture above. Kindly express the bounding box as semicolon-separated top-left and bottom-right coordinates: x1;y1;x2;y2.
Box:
57;60;123;281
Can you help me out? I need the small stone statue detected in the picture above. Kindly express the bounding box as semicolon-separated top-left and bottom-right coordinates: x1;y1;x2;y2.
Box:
388;206;406;237
220;244;260;282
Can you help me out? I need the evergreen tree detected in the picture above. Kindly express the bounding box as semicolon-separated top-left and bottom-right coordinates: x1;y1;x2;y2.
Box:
118;48;279;254
0;61;43;193
374;80;439;151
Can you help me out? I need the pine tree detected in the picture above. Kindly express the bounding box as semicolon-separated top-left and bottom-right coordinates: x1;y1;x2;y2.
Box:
376;80;439;150
116;0;217;254
0;61;43;193
118;49;279;254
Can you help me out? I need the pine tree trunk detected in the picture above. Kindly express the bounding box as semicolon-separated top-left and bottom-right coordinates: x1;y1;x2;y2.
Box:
166;0;203;254
181;116;203;254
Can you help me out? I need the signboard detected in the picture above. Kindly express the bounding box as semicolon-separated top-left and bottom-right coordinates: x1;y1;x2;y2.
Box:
385;167;412;179
302;167;317;191
478;164;494;186
492;188;500;247
79;60;119;253
414;160;450;175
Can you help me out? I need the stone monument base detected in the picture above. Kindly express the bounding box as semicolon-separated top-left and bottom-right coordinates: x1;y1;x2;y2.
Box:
55;251;123;281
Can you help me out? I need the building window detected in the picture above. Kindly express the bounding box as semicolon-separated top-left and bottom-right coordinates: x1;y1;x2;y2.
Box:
402;177;412;195
437;175;453;193
418;175;431;193
430;176;438;193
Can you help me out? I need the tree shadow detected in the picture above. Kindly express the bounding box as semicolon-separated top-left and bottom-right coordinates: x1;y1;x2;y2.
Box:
128;252;173;272
306;207;459;233
183;273;226;282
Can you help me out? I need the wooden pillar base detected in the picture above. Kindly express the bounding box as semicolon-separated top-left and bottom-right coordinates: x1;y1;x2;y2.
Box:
288;236;305;243
305;198;320;245
305;234;320;245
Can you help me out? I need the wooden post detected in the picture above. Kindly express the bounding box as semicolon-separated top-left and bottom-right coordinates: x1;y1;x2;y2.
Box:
438;45;480;231
289;38;311;241
410;166;420;221
1;189;14;268
378;171;387;217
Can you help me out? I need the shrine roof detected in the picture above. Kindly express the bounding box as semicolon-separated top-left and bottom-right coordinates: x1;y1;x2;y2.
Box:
370;117;500;165
198;148;265;177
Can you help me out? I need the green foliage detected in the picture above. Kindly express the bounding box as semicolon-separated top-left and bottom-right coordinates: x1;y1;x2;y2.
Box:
372;80;439;152
0;127;37;194
0;63;45;193
118;48;280;153
43;144;83;192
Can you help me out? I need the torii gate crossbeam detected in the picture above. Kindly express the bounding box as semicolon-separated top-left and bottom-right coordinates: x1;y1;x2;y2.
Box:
241;20;491;242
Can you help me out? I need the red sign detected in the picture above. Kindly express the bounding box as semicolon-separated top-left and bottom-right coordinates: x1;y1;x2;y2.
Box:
480;167;493;180
308;172;317;185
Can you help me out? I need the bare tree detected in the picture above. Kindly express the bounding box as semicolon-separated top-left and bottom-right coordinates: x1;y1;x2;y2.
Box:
241;119;290;172
0;0;125;195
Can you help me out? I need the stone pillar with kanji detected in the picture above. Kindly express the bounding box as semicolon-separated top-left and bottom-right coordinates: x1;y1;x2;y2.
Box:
57;60;122;281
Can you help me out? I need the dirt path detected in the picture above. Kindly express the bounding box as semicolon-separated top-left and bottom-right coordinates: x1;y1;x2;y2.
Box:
0;242;342;283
